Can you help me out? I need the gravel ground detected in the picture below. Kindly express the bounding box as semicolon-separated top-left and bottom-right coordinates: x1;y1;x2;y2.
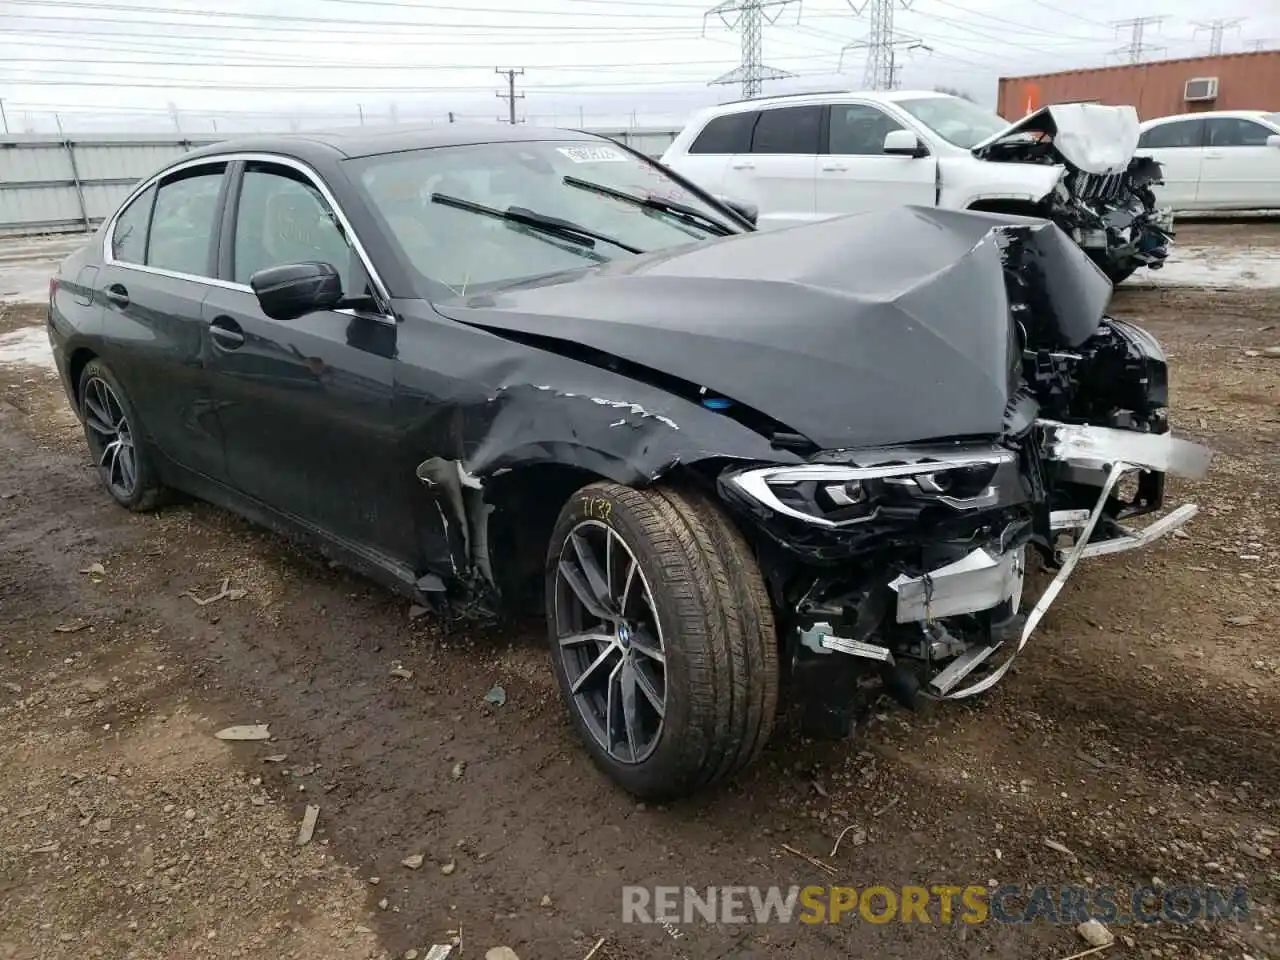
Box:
0;222;1277;960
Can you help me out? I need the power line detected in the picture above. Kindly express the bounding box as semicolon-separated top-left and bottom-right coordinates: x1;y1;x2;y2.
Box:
1191;18;1244;55
703;0;802;99
495;67;524;124
3;0;701;28
1112;15;1166;64
842;0;921;90
0;24;717;46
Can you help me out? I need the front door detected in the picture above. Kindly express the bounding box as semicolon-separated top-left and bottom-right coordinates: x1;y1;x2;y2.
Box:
1197;116;1280;210
817;103;938;216
202;159;411;564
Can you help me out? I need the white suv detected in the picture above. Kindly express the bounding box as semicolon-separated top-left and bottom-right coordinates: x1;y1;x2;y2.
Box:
661;89;1173;283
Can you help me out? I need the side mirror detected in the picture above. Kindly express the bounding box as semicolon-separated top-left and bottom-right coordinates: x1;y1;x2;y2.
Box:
1267;134;1280;150
249;262;343;322
716;195;758;226
883;129;928;158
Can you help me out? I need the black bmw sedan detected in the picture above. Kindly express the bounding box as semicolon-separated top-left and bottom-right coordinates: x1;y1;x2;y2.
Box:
48;123;1210;800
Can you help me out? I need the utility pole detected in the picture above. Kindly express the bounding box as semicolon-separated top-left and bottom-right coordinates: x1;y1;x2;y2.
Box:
841;0;921;91
1247;38;1274;51
703;0;802;100
358;103;365;125
0;98;8;135
1192;18;1244;55
495;67;524;124
1112;16;1166;64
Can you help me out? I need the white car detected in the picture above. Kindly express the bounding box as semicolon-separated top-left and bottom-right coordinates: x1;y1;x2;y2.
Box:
1136;110;1280;212
660;90;1173;283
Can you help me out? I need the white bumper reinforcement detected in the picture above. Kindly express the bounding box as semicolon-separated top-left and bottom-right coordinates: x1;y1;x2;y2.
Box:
805;422;1214;700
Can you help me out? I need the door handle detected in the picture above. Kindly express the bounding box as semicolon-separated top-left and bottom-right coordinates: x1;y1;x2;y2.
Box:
104;283;129;307
209;315;245;350
1204;152;1225;160
730;161;755;170
821;163;849;172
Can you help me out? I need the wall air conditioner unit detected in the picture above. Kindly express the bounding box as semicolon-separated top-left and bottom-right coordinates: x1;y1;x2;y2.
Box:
1183;77;1219;102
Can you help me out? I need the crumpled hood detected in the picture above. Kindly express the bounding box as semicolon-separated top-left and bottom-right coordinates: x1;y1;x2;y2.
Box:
972;103;1141;175
436;206;1108;452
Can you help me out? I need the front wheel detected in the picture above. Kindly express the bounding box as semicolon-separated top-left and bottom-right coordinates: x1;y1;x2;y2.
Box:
545;482;779;800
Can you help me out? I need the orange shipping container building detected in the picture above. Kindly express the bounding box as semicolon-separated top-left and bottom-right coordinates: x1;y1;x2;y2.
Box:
998;50;1280;121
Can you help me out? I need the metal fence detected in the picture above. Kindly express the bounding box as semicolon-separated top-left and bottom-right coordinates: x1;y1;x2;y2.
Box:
0;127;682;238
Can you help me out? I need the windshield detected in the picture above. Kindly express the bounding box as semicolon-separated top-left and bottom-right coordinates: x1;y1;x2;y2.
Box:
895;96;1011;149
1266;112;1280;130
348;140;740;296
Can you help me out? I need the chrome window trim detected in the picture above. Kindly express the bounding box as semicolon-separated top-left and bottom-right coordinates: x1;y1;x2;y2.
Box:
101;151;395;324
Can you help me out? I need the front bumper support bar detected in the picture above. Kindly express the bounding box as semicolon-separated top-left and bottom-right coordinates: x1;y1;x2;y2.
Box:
810;423;1213;701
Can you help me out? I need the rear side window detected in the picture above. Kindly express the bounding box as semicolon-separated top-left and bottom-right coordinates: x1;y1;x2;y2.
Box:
750;106;823;154
1138;119;1204;149
688;111;758;154
110;185;154;264
147;165;226;278
1205;117;1274;147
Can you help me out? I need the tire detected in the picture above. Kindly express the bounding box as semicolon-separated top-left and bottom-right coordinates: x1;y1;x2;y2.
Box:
545;481;779;800
77;359;165;512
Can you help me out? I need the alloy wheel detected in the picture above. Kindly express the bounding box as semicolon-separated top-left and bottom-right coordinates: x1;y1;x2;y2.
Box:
81;376;138;501
553;520;667;764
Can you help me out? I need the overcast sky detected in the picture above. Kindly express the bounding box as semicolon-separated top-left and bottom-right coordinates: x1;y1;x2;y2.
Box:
0;0;1276;133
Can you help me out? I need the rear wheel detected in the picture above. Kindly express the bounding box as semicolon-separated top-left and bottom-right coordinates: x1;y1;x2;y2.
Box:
77;359;165;511
546;481;778;800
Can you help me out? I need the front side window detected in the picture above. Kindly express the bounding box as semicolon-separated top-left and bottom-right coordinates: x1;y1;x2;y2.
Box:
147;165;226;277
894;96;1009;149
828;104;907;155
350;140;740;296
1205;117;1274;148
233;164;356;293
1138;119;1204;149
110;184;154;264
750;106;823;154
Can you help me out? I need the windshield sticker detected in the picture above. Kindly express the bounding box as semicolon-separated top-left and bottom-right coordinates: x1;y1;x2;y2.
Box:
556;146;629;164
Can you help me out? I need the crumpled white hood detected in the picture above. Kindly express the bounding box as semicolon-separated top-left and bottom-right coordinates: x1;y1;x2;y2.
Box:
973;103;1141;175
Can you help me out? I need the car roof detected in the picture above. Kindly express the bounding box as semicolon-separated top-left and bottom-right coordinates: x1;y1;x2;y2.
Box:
182;122;603;164
1140;109;1276;127
693;88;952;116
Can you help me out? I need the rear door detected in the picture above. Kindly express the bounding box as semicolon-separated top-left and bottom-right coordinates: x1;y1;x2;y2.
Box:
727;105;821;229
95;160;232;483
817;102;937;216
1198;116;1280;209
200;157;411;563
1136;118;1206;210
662;110;756;197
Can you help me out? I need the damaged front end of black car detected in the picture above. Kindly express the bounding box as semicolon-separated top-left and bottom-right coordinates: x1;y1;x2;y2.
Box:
711;210;1208;738
972;104;1174;285
432;203;1210;797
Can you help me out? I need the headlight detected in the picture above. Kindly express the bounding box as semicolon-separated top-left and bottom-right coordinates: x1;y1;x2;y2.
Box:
728;449;1017;527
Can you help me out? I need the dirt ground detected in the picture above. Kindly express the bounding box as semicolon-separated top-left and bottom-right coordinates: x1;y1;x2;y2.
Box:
1;222;1278;960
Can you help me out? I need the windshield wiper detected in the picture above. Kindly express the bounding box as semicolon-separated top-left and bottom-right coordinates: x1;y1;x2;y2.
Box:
562;176;736;237
429;193;644;255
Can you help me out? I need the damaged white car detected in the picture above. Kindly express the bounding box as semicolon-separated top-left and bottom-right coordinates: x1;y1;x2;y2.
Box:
661;91;1173;283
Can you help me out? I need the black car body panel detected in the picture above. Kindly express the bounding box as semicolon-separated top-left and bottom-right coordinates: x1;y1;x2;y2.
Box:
47;123;1211;758
436;206;1111;453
